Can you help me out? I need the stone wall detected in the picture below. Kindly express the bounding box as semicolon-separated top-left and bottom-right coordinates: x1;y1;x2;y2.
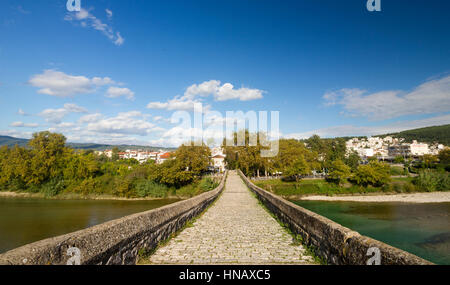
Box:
238;170;433;265
0;171;227;265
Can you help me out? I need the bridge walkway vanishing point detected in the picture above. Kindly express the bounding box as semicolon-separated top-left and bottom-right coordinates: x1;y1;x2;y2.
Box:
146;170;316;265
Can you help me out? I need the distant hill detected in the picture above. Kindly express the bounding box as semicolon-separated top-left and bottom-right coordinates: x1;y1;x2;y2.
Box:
0;135;175;151
379;124;450;145
0;136;29;147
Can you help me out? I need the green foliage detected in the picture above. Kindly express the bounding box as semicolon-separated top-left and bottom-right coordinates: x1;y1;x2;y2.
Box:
439;148;450;165
394;156;405;164
149;144;211;187
389;166;404;176
327;160;351;185
413;170;449;192
352;161;391;187
345;151;360;171
41;178;66;197
283;155;311;182
255;176;424;196
0;131;213;199
135;179;169;198
27;131;67;185
198;177;219;192
381;124;450;145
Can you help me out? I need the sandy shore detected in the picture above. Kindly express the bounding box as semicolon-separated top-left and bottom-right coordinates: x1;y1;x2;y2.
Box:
299;192;450;203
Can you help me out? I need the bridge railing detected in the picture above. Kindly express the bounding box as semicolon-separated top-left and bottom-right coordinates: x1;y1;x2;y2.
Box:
0;171;228;265
238;169;432;265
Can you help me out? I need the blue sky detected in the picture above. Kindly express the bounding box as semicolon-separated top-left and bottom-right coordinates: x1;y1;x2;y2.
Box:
0;0;449;146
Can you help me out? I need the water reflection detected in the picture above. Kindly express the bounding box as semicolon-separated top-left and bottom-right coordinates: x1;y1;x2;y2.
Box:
0;197;180;253
292;200;450;265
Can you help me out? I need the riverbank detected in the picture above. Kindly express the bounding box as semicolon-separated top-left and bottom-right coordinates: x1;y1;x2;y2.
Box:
0;191;187;201
297;192;450;203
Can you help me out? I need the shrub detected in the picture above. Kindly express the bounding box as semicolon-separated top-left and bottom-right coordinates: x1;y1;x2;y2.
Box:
198;177;218;192
392;183;402;193
327;160;351;186
382;183;392;192
70;177;99;196
403;183;416;193
175;183;198;197
116;178;137;198
135;179;169;198
413;170;449;192
41;178;66;197
352;161;391;187
390;166;404;176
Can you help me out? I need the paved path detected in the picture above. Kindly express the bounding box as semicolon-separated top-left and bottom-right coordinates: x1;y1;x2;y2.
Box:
147;171;316;264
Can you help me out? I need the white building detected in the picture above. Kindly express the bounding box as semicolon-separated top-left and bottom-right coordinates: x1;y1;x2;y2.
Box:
410;141;429;156
212;154;226;173
157;152;172;164
209;147;226;172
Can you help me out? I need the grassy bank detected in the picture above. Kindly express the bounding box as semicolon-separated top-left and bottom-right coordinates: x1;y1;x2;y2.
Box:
0;176;220;200
253;172;449;198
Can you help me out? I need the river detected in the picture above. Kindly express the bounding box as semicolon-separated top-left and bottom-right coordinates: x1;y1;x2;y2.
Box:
292;200;450;265
0;197;180;254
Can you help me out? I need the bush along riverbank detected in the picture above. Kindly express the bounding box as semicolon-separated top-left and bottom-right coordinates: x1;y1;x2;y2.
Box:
253;170;449;198
0;131;219;199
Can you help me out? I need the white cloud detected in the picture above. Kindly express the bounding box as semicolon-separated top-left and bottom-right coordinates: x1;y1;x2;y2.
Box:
106;86;135;100
17;108;31;116
39;103;88;123
147;80;263;112
63;103;88;113
86;111;162;136
106;9;113;19
147;95;212;112
65;8;124;46
185;80;264;101
0;130;32;139
153;116;163;122
79;113;102;124
285;114;450;139
29;70;115;97
215;83;264;101
323;75;450;120
16;6;31;15
10;121;39;128
114;32;124;46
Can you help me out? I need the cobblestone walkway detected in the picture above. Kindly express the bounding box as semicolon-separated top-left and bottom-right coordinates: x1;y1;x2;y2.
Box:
147;171;316;264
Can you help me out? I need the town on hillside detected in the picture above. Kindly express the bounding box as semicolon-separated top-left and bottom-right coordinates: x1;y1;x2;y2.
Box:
95;146;227;173
345;136;445;160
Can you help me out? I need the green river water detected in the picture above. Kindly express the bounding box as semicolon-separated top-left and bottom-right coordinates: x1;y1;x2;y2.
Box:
0;197;180;253
293;200;450;265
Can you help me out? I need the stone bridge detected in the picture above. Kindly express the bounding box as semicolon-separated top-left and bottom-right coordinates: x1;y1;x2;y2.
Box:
145;171;315;264
0;170;432;265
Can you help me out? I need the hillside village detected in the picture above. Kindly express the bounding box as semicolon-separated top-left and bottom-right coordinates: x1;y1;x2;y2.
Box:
345;136;445;159
94;135;447;170
95;146;227;172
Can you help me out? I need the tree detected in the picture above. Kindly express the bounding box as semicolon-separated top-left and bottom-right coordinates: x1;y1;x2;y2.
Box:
421;154;438;169
394;155;405;164
111;147;120;161
327;160;351;186
353;161;391;187
28;131;68;185
438;148;450;165
283;155;310;182
149;143;211;187
345;151;360;171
